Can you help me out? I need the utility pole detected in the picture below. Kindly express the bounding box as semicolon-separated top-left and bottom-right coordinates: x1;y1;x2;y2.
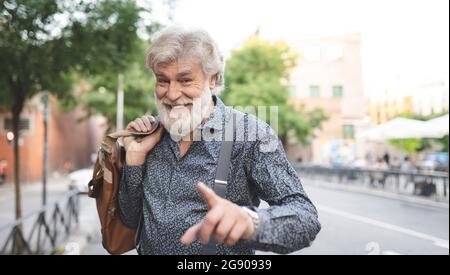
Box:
116;73;124;131
42;92;49;206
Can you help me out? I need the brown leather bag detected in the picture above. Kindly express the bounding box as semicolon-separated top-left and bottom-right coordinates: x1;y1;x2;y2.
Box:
87;122;159;254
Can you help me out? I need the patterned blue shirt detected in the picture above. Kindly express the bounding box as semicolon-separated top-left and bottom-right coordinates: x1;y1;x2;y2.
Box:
118;96;321;255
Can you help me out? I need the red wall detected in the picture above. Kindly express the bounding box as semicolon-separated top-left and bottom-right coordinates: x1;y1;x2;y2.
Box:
0;96;98;185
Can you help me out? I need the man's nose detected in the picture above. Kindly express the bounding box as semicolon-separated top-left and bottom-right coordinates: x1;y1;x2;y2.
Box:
166;82;182;102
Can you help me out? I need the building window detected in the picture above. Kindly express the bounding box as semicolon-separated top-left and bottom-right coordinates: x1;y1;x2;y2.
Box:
333;85;343;97
326;46;344;61
309;85;320;98
303;46;321;62
343;124;355;139
4;118;30;131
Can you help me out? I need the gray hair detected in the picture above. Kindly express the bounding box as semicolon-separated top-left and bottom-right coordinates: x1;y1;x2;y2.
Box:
146;26;225;94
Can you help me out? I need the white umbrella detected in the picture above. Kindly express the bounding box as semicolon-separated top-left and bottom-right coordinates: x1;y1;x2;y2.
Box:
421;114;449;138
357;117;427;141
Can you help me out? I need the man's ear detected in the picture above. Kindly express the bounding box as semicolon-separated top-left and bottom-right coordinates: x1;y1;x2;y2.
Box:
209;73;218;91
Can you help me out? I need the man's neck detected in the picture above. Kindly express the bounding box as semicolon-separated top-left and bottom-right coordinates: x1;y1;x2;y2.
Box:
178;98;215;157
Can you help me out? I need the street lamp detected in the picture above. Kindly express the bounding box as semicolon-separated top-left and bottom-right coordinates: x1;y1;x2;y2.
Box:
6;131;14;143
6;130;24;146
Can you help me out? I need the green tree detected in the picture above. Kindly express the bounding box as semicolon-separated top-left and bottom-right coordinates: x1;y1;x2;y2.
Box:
0;0;158;245
388;138;423;154
79;40;158;130
222;36;328;147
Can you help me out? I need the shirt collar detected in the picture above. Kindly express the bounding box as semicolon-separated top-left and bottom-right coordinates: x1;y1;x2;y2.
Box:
198;95;229;131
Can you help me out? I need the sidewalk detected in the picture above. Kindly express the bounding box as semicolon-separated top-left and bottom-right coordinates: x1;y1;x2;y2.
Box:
57;195;109;255
59;194;137;255
0;174;79;255
0;174;71;194
0;175;72;224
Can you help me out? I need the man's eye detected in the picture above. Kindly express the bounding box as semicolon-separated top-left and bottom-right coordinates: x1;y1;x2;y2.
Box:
158;79;169;84
180;79;192;84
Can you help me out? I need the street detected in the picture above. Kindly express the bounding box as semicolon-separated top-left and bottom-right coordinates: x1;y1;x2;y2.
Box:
268;183;449;255
1;173;448;255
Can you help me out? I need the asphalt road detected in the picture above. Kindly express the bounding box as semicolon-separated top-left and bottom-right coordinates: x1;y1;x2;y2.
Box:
260;183;449;255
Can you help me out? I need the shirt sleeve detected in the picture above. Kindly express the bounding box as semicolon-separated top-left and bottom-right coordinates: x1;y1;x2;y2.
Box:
245;128;321;254
118;164;145;228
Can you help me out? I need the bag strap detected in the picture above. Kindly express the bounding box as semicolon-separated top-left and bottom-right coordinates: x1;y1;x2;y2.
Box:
201;112;241;255
107;118;160;139
212;114;236;198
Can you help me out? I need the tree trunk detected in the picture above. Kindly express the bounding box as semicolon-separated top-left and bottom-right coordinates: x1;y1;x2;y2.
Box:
11;81;25;253
12;108;23;253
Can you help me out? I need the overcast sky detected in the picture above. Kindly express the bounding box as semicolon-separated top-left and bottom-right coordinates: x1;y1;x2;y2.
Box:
152;0;449;97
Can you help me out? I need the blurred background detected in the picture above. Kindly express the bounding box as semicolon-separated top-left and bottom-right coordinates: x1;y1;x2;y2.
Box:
0;0;448;255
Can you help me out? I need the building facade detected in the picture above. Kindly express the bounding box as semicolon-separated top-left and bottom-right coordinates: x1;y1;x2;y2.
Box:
369;80;449;124
0;93;106;184
287;33;367;165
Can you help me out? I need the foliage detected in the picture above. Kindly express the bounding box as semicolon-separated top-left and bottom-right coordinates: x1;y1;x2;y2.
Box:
222;36;328;146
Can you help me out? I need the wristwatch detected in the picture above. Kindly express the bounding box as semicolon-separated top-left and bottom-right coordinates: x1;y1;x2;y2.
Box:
241;206;260;238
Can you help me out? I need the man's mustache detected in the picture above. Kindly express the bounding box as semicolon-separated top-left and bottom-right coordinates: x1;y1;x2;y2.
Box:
161;98;194;106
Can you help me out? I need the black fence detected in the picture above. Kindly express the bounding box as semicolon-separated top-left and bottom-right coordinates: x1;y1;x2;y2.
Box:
293;163;449;201
0;189;80;255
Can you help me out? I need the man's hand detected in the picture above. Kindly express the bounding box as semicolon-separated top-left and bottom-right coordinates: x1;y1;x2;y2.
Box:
124;115;163;166
180;182;255;247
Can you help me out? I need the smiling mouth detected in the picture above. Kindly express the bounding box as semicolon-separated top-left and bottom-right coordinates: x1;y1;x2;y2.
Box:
165;103;193;110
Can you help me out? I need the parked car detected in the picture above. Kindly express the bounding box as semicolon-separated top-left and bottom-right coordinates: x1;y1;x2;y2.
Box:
417;152;449;172
68;168;94;194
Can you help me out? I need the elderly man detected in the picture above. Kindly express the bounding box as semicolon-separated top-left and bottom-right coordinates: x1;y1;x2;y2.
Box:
119;26;320;255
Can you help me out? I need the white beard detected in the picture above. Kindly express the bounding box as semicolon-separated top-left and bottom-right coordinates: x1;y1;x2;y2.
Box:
156;83;214;141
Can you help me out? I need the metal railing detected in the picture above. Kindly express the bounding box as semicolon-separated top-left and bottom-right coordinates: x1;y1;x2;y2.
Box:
0;189;80;255
293;163;449;202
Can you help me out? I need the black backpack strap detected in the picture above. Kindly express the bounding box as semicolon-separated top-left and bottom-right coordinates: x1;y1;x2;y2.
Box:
201;112;241;255
212;119;235;198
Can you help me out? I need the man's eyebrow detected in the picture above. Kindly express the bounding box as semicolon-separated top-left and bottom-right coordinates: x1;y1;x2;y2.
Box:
176;71;193;77
155;73;168;78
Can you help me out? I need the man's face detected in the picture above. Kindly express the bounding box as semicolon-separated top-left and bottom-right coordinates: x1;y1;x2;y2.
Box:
154;60;215;139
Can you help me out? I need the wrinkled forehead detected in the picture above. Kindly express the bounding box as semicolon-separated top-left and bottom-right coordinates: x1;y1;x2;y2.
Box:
153;59;203;77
